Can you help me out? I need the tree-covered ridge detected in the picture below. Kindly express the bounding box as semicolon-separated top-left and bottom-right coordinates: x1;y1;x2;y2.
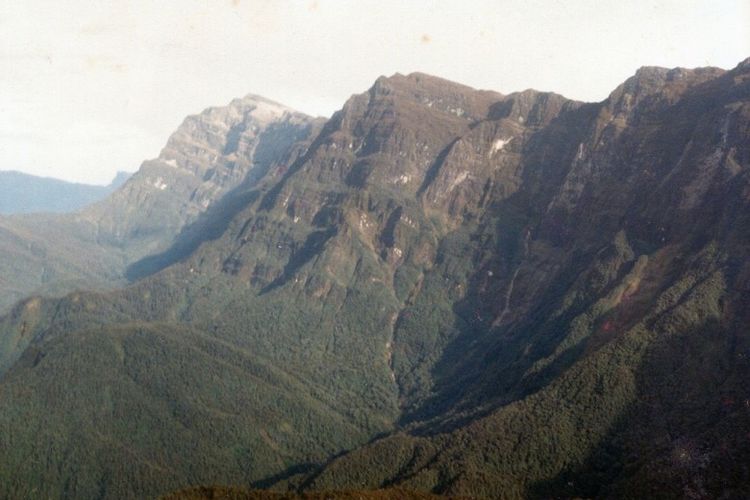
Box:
0;59;747;499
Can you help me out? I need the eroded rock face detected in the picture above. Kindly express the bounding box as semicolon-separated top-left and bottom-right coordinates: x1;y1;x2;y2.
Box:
84;95;319;249
305;62;750;498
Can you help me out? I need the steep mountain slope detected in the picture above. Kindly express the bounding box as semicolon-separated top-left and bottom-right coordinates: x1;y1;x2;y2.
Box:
0;170;130;214
303;62;750;498
0;59;748;499
0;95;320;312
0;73;507;497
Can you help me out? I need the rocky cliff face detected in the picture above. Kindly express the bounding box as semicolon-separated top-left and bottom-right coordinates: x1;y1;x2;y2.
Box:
0;96;320;311
84;94;319;250
0;59;748;499
305;60;750;498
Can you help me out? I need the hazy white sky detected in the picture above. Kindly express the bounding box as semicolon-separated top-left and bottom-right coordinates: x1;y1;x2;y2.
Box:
1;0;748;184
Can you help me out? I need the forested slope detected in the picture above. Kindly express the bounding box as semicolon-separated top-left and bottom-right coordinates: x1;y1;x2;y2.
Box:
0;59;748;498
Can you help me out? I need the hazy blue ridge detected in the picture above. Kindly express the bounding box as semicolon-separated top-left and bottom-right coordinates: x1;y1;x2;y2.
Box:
0;170;130;214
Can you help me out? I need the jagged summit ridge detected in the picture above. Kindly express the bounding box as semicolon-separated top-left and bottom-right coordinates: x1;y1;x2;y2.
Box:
157;94;308;170
362;71;504;122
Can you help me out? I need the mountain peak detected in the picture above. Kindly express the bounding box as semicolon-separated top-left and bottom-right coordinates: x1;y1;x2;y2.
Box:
371;71;498;96
1;60;748;500
353;71;504;126
214;93;304;127
605;64;726;112
487;88;576;127
626;65;677;95
235;93;296;112
157;93;308;169
735;56;750;70
238;93;287;105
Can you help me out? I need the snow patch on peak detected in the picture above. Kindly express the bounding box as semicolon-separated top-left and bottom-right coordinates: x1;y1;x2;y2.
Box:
247;99;292;126
151;177;168;191
490;138;512;156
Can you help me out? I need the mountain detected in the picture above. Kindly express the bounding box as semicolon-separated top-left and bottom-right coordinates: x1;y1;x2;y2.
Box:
0;58;748;499
0;170;130;214
0;95;321;312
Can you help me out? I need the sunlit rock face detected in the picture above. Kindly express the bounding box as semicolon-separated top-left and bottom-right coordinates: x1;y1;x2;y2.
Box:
85;94;320;249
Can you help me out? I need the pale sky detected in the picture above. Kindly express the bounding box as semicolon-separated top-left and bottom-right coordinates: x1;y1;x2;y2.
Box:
1;1;748;185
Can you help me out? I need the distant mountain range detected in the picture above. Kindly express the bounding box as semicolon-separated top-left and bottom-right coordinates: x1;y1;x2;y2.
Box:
0;170;131;214
0;58;748;499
